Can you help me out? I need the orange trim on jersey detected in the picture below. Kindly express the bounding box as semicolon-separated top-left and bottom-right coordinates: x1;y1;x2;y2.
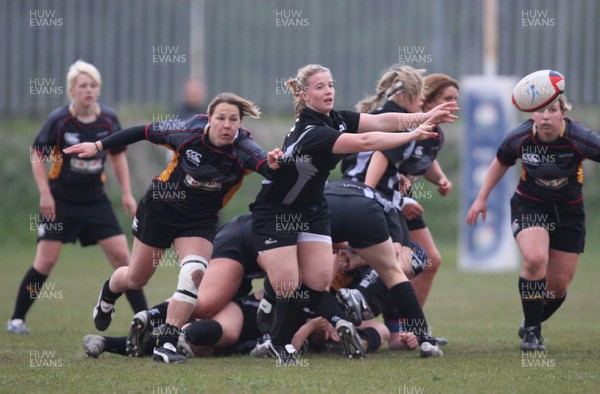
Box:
221;169;252;207
157;146;179;182
577;163;584;184
48;145;63;180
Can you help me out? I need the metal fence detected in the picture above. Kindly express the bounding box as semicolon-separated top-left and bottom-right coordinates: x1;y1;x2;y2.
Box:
1;0;598;118
1;0;192;117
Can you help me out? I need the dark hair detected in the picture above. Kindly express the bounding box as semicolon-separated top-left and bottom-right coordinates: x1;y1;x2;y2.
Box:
422;73;459;108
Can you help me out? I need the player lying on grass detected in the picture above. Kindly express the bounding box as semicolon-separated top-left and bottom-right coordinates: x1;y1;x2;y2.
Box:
83;212;370;363
83;289;388;363
333;245;447;357
323;178;445;357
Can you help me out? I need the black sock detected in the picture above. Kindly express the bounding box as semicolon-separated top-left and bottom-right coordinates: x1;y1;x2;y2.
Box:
101;278;123;304
184;320;223;346
11;267;48;320
148;301;169;328
389;281;430;342
125;289;148;312
156;324;180;347
263;276;277;306
271;299;308;346
362;327;382;353
271;285;345;347
104;336;128;356
541;293;566;322
519;277;546;328
310;287;345;326
257;276;279;335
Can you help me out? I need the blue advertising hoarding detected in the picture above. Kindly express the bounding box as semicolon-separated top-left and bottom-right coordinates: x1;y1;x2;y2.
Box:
459;76;518;272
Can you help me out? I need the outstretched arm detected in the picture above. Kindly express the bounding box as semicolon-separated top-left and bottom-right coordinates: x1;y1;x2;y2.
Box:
63;125;147;158
466;158;510;225
356;101;459;133
332;121;437;155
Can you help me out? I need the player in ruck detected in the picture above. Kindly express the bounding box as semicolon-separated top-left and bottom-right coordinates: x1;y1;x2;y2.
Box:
325;178;444;357
250;64;458;361
345;66;459;307
65;93;280;363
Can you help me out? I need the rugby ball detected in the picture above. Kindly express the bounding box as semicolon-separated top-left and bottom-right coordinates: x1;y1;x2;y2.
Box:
511;70;565;112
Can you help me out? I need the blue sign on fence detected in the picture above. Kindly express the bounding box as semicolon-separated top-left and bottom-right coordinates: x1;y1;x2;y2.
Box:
459;76;518;272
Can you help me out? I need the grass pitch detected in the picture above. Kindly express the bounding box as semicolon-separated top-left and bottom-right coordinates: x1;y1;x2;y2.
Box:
2;112;599;393
1;238;598;394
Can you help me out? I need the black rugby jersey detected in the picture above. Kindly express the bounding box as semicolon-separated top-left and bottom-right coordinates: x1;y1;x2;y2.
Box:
341;101;414;208
144;115;271;214
398;127;445;178
32;104;124;202
497;118;600;204
255;107;359;207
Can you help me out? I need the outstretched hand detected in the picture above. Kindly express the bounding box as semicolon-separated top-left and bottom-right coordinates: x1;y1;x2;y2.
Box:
63;142;100;158
410;121;438;141
427;101;459;124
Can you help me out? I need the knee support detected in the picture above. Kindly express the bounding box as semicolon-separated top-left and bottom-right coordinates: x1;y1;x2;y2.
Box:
172;255;208;304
